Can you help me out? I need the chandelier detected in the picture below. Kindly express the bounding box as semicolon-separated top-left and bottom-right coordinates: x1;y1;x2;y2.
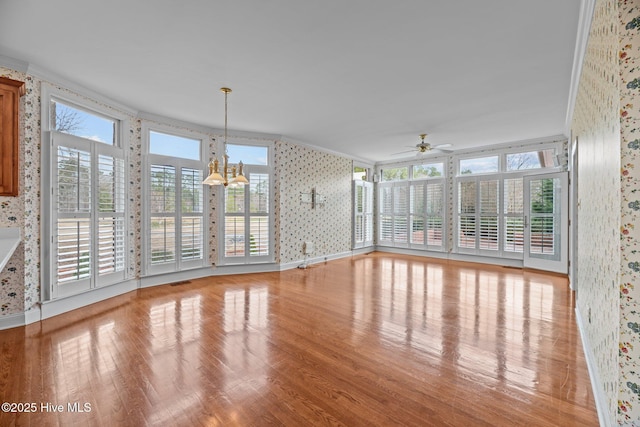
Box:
202;87;248;187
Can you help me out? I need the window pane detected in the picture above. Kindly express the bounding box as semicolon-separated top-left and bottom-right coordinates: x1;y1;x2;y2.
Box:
506;149;556;171
225;186;245;214
480;180;498;215
458;216;476;248
459;156;499;175
479;217;499;250
458;181;476;214
150;131;201;160
52;100;115;145
380;186;393;213
225;216;245;257
426;217;443;246
250;173;269;214
426;183;443;215
380;215;393;241
181;217;203;260
150;165;176;213
504;217;524;253
98;155;125;213
57;219;91;283
411;216;424;244
355;185;364;214
394;217;408;243
98;218;125;274
227;144;268;165
181;168;203;213
504;178;523;214
57;146;91;213
394;186;408;214
150;217;175;264
381;167;408;181
413;163;444;179
353;166;367;180
249;217;269;256
355;216;364;243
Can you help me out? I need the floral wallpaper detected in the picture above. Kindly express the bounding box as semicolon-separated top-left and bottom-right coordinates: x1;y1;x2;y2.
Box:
619;1;640;424
274;140;352;264
570;0;640;424
0;67;38;316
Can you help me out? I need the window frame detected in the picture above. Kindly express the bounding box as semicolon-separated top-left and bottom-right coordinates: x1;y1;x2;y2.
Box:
376;158;447;252
218;139;274;266
142;122;209;276
41;85;130;301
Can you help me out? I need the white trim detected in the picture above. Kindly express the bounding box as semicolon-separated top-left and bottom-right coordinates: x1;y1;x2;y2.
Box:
24;308;41;325
217;140;275;266
565;0;597;133
279;251;355;271
375;246;525;269
41;83;131;301
139;266;216;288
30;65;138;116
575;306;611;427
139;110;283;142
40;279;138;320
0;54;29;73
0;312;28;331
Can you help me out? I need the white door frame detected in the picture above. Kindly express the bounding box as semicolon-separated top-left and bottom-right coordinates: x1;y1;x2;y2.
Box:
523;172;568;274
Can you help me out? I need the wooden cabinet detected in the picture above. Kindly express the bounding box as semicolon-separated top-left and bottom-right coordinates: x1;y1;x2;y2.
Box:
0;77;25;196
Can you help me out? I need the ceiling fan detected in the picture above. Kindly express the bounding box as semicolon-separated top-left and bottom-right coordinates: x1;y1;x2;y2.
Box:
392;134;453;156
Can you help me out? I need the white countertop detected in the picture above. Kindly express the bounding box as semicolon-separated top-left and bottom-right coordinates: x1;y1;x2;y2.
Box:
0;228;21;272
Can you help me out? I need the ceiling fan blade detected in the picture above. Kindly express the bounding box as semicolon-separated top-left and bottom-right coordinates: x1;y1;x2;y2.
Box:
391;150;417;156
432;147;454;154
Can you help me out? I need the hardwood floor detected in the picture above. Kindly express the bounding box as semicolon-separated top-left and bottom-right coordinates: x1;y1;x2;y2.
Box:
0;253;597;426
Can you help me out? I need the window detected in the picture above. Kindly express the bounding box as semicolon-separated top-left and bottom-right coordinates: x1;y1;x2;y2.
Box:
381;166;408;182
506;149;556;171
378;164;445;251
412;162;444;179
459;156;499;175
45;96;127;299
145;128;206;274
221;142;273;264
353;180;373;248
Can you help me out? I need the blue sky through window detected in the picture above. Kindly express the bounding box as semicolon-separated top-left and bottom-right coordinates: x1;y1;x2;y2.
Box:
150;131;201;160
226;144;268;165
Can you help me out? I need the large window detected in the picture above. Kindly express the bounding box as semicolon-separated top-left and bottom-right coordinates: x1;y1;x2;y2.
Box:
378;162;445;251
221;142;273;265
454;147;560;258
145;127;206;274
353;179;374;249
45;96;127;299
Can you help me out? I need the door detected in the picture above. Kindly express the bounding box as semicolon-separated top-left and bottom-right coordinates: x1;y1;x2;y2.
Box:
523;172;568;273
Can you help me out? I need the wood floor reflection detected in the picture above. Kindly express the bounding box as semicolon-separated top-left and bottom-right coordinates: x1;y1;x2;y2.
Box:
0;253;598;426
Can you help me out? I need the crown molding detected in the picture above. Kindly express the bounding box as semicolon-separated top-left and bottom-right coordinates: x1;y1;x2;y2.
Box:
565;0;597;133
0;54;29;73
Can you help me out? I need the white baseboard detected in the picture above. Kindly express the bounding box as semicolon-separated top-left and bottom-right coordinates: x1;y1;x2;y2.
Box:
279;250;354;271
575;306;612;427
0;312;27;330
40;279;138;321
140;266;217;288
374;246;524;268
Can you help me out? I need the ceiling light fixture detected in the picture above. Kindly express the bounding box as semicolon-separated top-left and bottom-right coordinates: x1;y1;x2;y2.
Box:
202;87;248;187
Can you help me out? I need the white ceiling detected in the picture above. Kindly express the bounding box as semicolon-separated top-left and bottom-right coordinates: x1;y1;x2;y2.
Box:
0;0;581;163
